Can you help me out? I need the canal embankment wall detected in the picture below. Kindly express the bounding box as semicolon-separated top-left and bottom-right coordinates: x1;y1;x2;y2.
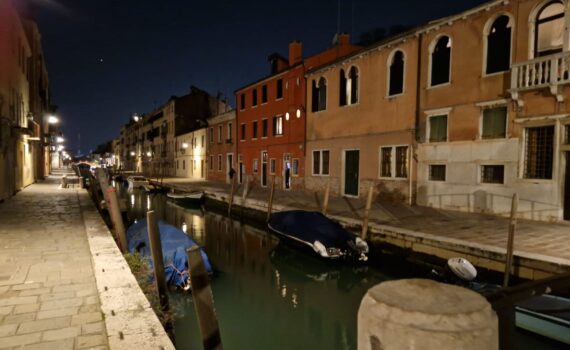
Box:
158;180;570;280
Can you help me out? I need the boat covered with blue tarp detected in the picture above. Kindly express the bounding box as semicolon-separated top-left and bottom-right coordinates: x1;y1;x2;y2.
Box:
126;219;213;289
267;210;368;261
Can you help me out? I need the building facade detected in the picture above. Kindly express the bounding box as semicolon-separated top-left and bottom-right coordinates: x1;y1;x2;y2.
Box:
235;37;359;190
206;110;236;183
175;128;207;180
305;0;570;222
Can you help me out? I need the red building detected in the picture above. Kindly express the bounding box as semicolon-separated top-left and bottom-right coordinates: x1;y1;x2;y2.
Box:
235;35;358;190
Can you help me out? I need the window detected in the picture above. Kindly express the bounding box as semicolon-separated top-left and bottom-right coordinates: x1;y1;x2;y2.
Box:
380;147;392;177
262;85;268;103
339;69;347;106
218;125;222;143
262;119;268;138
253;159;259;173
276;79;283;99
227;123;233;142
388;50;405;96
428;115;448;142
312;150;330;175
240;94;246;110
380;146;408;178
565;125;570;144
182;160;185;170
209;127;214;143
240;123;246;141
252;89;258;106
395;146;408;178
312;77;327;112
429;165;446;181
481;106;507;139
535;2;564;57
524;126;554;179
348;66;359;104
292;159;299;175
252;121;258;139
481;165;505;184
209;155;214;170
486;15;512;74
273;116;283;136
201;135;204;147
218;154;222;171
430;36;451;86
270;159;276;174
177;160;179;170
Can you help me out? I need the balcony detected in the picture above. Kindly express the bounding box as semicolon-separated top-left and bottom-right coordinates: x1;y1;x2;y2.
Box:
511;51;570;105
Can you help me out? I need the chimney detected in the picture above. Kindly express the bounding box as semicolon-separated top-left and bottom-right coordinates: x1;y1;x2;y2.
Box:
288;40;303;66
336;33;351;47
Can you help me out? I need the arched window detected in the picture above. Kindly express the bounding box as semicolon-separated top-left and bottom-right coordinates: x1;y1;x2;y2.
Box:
486;15;512;74
348;66;359;104
430;36;451;86
317;77;327;111
339;69;347;106
535;1;564;57
388;50;405;96
311;77;327;112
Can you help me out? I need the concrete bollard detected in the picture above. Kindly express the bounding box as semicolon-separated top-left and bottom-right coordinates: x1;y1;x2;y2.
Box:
61;175;67;188
358;279;498;350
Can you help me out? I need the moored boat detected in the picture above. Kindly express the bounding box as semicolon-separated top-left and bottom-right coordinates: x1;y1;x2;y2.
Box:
267;210;369;261
126;219;213;290
166;191;204;206
127;176;149;190
142;183;168;194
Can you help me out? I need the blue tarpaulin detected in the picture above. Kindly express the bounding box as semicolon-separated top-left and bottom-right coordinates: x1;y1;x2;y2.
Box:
126;219;213;289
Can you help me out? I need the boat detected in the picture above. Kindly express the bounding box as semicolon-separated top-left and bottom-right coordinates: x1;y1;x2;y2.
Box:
126;219;213;290
166;191;204;206
267;210;369;261
142;183;168;194
126;176;149;190
434;258;570;345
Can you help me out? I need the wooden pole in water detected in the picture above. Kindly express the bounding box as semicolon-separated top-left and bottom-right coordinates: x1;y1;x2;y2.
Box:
322;180;331;215
106;188;128;253
146;210;168;309
227;175;237;216
96;168;111;203
361;185;374;240
266;175;276;222
187;246;223;350
503;193;518;288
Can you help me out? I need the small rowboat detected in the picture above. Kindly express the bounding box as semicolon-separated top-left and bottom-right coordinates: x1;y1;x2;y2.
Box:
166;191;204;207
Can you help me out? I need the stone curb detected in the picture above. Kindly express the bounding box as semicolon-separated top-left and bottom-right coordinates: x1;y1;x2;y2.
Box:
76;190;175;350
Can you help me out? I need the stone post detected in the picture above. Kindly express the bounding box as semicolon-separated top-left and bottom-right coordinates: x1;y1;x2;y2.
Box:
358;279;498;350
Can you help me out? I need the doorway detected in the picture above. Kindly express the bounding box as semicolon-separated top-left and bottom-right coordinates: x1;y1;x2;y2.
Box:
261;151;268;187
564;151;570;220
238;154;244;184
283;154;291;190
227;153;233;184
344;150;359;197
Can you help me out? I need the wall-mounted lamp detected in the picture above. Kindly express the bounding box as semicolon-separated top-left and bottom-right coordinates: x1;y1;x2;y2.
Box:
130;151;136;156
285;112;290;121
146;151;152;157
296;109;301;118
47;115;59;124
56;136;64;143
181;142;189;149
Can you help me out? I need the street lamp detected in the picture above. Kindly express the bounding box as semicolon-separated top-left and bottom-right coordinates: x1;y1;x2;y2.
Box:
146;151;152;157
56;136;64;143
130;151;136;156
47;115;59;124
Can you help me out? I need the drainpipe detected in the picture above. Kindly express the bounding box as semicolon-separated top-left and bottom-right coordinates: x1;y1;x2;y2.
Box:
411;32;423;206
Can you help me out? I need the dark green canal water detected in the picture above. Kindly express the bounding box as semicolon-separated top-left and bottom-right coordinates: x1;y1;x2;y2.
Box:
117;186;565;350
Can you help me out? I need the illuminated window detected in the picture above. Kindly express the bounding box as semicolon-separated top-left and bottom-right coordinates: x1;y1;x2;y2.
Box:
273;116;283;136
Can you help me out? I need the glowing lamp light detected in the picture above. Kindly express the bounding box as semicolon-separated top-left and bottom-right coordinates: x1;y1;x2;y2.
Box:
146;151;152;157
57;145;64;151
56;136;64;143
130;151;135;156
133;114;140;122
296;109;301;118
47;115;59;124
285;112;290;121
181;142;189;149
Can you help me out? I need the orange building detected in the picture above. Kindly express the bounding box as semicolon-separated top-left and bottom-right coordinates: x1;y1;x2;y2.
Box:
235;36;359;190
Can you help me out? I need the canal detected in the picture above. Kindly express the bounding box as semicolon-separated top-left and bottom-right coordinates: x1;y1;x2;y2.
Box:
118;186;564;350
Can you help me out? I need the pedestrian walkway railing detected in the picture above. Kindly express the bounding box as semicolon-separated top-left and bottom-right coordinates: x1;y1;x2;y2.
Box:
485;271;570;350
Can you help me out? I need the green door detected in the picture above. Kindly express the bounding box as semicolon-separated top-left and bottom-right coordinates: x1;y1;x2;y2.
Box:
344;150;359;196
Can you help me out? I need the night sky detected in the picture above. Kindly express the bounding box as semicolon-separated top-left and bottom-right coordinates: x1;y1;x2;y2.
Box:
29;0;486;154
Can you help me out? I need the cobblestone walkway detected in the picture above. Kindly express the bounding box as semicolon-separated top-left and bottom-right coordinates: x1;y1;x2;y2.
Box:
0;174;108;350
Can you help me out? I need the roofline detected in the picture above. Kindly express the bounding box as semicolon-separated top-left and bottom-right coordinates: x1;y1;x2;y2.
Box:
234;63;302;94
306;0;504;76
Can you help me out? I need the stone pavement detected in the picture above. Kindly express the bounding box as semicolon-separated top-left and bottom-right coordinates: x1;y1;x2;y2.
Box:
0;171;174;350
155;177;570;273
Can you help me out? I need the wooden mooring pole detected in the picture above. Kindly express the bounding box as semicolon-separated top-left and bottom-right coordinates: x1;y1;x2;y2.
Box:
322;180;331;215
146;210;168;309
503;193;518;288
106;188;128;253
227;175;237;217
360;185;374;240
266;175;276;222
187;246;223;350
